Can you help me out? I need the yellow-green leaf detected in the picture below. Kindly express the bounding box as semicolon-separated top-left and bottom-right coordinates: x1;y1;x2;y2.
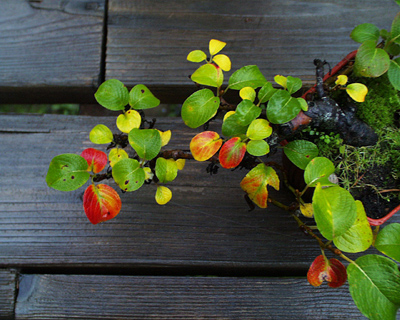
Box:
223;111;236;121
187;50;207;62
274;75;287;89
246;119;272;140
158;130;172;147
212;54;231;71
176;159;186;170
108;148;128;167
335;75;348;86
239;87;256;102
346;83;368;102
156;186;172;205
116;109;141;133
209;39;226;55
191;64;224;88
90;124;113;144
300;203;314;218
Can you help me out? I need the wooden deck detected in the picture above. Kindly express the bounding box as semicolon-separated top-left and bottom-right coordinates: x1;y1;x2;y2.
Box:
1;1;400;319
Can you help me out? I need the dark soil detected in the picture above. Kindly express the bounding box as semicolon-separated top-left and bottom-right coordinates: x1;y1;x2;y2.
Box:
349;163;400;219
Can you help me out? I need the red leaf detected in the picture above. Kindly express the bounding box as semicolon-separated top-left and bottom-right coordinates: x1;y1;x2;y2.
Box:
219;137;247;169
307;255;347;288
190;131;222;161
81;148;108;173
83;184;122;224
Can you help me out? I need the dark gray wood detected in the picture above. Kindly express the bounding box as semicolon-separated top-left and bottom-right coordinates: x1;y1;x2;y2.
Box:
1;114;397;272
15;274;369;319
0;269;17;320
106;0;399;103
0;0;105;104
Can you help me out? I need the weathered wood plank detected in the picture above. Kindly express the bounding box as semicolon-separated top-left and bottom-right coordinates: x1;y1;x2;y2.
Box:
0;0;105;104
0;269;17;320
106;0;398;103
15;274;370;319
1;114;397;272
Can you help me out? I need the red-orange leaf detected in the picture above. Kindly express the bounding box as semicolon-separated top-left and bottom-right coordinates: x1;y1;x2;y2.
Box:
81;148;108;173
219;137;247;169
190;131;223;161
240;163;279;208
307;255;347;288
83;184;122;224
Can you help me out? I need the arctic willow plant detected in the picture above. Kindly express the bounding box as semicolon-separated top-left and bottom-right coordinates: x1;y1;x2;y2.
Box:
46;38;400;320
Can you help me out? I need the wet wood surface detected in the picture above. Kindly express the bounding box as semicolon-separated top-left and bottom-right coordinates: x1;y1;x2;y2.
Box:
1;114;399;319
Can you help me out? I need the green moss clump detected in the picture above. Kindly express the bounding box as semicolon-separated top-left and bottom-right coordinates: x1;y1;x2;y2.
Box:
354;74;400;131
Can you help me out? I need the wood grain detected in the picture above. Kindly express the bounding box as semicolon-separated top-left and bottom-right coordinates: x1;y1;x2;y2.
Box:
0;0;105;103
1;114;397;273
15;274;368;319
106;0;399;103
0;269;17;320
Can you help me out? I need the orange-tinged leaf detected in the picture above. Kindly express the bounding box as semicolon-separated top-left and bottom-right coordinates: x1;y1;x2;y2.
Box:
240;164;279;208
209;39;226;55
81;148;107;173
213;54;231;71
83;184;122;224
190;131;223;161
307;255;347;288
219;137;247;169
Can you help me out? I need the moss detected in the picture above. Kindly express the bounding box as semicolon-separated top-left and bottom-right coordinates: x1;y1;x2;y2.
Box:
353;74;400;131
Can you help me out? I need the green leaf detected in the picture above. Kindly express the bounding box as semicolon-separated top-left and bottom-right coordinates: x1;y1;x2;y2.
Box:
155;158;178;183
191;63;223;88
246;140;270;156
94;79;129;111
187;50;207;62
354;40;390;77
46;154;90;191
235;100;261;126
388;59;400;91
258;82;276;103
129;84;160;110
333;201;373;253
283;140;318;170
246;119;272;140
350;23;380;43
375;223;400;262
112;158;145;192
286;76;302;95
181;89;220;129
228;65;267;90
391;12;400;44
240;163;280;208
304;157;336;187
89;124;114;144
221;113;249;137
347;255;400;320
267;90;301;124
297;97;308;111
312;184;357;240
128;129;162;160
